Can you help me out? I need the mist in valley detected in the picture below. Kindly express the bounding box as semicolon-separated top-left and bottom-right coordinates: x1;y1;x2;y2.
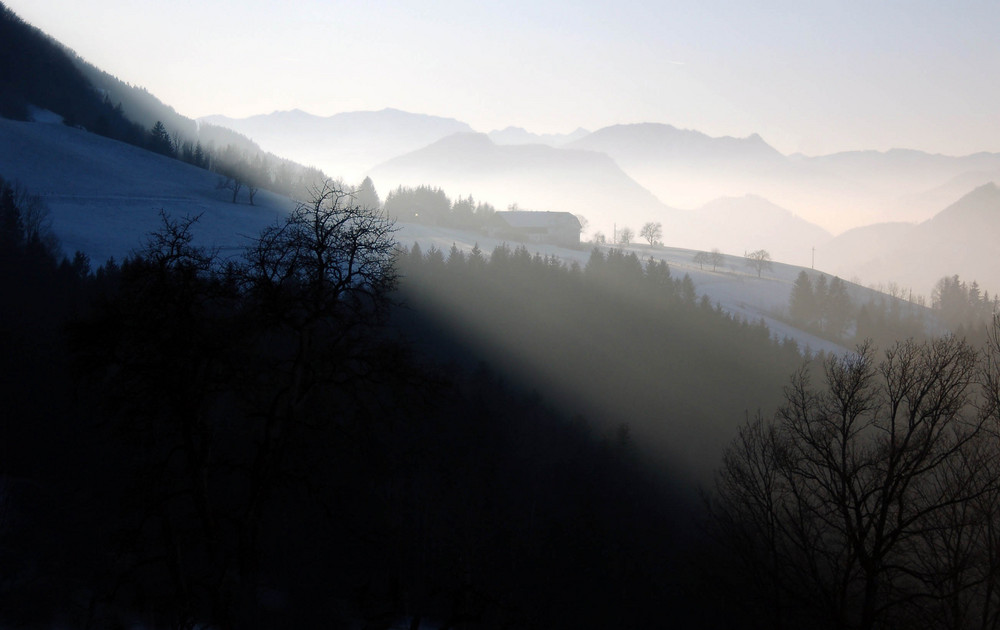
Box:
3;0;1000;627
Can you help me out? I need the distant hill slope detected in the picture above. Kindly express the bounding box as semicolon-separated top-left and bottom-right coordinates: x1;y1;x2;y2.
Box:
0;117;293;265
0;2;145;143
564;123;1000;233
685;195;833;268
824;182;1000;296
200;108;474;183
0;0;328;208
369;131;691;237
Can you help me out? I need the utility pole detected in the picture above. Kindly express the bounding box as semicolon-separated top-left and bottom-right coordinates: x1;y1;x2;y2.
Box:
812;246;815;270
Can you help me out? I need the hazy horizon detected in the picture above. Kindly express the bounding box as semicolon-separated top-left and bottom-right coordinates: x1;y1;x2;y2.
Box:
6;0;1000;158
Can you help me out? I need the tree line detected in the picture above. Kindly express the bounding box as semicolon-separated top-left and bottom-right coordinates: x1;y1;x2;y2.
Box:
788;269;998;349
384;184;498;229
397;241;809;477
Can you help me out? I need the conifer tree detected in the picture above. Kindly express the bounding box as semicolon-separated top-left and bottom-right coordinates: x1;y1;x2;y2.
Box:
147;120;174;156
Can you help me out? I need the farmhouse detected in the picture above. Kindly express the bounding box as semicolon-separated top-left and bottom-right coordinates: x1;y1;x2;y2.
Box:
488;211;582;247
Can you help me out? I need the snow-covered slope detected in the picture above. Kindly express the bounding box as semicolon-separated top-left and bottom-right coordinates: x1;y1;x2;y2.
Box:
0;116;881;356
0;117;294;265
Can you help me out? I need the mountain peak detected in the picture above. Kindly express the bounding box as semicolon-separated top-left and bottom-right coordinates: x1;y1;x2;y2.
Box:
566;122;782;162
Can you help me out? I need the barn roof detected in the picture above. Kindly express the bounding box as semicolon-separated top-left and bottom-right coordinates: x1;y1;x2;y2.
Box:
494;211;581;230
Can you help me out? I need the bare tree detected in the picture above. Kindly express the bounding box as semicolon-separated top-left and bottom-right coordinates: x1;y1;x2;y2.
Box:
710;248;724;271
709;336;1000;629
217;173;244;203
242;179;399;329
245;154;269;206
744;249;772;278
693;251;709;269
640;221;662;246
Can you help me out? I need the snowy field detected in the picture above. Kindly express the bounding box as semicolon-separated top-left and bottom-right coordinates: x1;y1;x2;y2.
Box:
0;116;294;265
1;116;857;355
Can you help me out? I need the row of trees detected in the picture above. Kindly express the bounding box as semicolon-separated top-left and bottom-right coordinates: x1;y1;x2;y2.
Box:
693;248;725;271
708;331;1000;629
789;271;853;337
383;185;498;228
933;274;1000;337
398;241;809;478
689;248;772;277
788;270;1000;347
591;222;661;247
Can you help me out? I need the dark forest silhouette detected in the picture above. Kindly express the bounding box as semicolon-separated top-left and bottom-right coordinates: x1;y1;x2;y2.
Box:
1;179;711;628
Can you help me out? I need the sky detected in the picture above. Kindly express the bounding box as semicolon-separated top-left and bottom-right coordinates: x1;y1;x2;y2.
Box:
7;0;1000;156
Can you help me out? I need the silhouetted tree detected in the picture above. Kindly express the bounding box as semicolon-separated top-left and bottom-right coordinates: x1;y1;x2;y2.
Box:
383;185;451;224
789;270;816;325
244;154;268;205
744;249;772;278
354;176;381;210
640;221;662;246
147;120;174;156
710;248;725;271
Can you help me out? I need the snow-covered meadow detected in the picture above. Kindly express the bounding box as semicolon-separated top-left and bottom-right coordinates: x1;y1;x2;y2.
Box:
0;116;869;355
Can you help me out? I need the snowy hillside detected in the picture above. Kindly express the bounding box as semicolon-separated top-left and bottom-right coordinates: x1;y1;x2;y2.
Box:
0;116;294;265
0;116;892;356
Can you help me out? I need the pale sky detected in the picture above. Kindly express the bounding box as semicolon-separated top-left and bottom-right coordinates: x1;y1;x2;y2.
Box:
7;0;1000;156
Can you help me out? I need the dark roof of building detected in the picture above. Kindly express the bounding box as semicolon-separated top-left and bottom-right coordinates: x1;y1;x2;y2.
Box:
494;211;581;230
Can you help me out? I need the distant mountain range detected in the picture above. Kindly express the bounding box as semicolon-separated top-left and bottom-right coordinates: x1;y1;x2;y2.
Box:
684;195;832;269
202;108;1000;236
200;109;473;183
487;126;591;146
369;131;681;234
567;123;784;164
158;104;1000;295
2;0;999;299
